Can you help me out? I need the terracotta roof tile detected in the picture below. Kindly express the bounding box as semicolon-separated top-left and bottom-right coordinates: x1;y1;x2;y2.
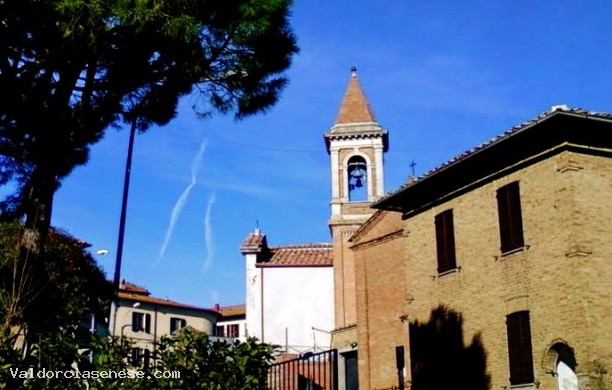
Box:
334;67;376;125
257;243;333;267
374;106;612;205
117;281;218;315
118;291;218;315
240;229;267;253
217;304;246;318
119;281;150;295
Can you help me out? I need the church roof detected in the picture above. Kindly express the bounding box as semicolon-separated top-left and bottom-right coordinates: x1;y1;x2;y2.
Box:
240;229;332;267
334;66;377;125
257;243;333;268
374;106;612;215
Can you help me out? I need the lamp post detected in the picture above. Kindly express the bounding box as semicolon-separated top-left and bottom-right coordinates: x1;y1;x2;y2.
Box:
111;118;137;336
121;323;133;338
113;118;137;292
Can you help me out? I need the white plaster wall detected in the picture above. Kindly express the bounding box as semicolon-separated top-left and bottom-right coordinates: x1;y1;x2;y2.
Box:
113;301;217;351
245;253;263;339
261;266;334;354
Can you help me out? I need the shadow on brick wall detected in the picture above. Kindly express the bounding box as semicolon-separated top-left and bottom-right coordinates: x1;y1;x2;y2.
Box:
409;305;490;390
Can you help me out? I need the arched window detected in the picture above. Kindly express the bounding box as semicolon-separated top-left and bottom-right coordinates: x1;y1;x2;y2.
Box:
347;155;367;201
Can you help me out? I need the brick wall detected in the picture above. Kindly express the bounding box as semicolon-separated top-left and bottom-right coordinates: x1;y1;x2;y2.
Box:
333;225;360;329
352;211;408;390
352;150;612;389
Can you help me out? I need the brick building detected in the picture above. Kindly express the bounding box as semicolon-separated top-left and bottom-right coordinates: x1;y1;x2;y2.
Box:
353;107;612;389
242;67;612;390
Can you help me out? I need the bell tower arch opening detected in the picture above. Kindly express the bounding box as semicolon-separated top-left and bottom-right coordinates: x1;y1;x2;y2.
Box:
347;155;368;202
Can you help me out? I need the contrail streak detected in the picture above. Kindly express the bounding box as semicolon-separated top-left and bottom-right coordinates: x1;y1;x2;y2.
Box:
156;139;208;263
202;191;216;273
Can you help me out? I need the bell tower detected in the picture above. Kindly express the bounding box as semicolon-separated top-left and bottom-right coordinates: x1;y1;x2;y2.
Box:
324;67;388;328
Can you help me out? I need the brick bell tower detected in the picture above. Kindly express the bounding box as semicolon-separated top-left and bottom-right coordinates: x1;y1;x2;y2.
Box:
324;67;388;329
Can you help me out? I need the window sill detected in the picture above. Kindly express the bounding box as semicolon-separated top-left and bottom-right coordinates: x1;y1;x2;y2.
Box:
509;383;537;389
495;245;530;260
432;266;461;280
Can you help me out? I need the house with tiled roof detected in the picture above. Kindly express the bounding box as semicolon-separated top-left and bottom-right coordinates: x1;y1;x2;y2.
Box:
112;280;219;364
215;303;247;341
350;106;612;390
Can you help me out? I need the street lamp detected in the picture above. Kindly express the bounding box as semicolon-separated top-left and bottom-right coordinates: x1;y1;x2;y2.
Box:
121;323;133;338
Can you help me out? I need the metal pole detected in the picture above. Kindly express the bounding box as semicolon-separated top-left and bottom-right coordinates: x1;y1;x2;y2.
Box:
111;118;137;335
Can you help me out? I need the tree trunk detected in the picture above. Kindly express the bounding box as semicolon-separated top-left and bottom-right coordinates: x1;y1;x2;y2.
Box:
23;169;58;254
3;170;59;328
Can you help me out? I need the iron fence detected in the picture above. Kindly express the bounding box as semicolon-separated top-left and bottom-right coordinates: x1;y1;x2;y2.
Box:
268;349;338;390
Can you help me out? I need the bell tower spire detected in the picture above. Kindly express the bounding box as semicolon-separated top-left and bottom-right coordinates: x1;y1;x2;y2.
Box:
334;66;377;125
325;67;388;220
324;67;389;328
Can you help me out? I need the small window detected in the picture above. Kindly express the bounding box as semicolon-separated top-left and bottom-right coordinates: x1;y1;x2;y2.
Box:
497;182;524;253
506;311;534;385
227;324;240;338
132;312;151;333
130;348;150;368
435;209;457;273
347;155;367;201
216;325;225;337
170;317;187;333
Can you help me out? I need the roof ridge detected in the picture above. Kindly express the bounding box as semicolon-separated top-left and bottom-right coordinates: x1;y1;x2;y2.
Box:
375;106;612;204
270;242;332;249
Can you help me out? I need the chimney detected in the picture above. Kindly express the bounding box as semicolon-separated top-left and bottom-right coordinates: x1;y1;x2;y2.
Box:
550;104;570;113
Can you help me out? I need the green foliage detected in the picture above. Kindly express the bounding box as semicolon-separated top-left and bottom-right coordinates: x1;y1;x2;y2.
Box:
153;330;275;389
0;328;134;390
0;326;276;390
0;221;112;334
0;0;298;237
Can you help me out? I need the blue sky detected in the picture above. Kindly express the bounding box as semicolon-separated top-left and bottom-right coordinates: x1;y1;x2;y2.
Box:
47;0;612;308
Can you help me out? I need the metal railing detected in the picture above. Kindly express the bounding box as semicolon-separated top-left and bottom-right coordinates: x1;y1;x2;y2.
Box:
268;349;338;390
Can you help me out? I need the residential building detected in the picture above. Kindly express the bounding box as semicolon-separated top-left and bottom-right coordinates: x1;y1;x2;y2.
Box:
112;281;219;364
354;107;612;389
215;303;247;341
